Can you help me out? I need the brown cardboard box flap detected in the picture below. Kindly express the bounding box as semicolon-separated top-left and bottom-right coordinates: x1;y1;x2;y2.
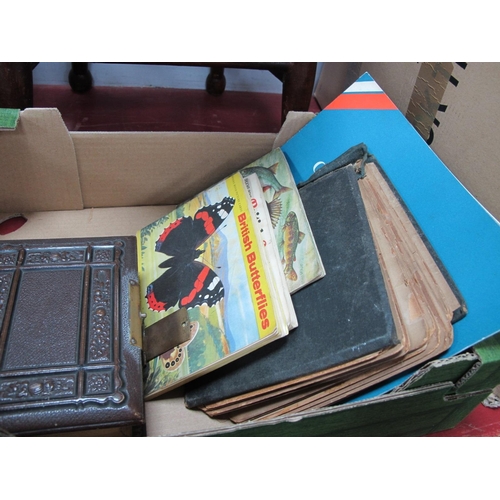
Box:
273;111;316;148
0;206;174;241
0;108;313;214
72;131;276;208
0;108;83;213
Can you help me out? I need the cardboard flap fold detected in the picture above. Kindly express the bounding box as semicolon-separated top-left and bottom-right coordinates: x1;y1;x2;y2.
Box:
0;108;83;213
273;111;316;149
72;131;277;208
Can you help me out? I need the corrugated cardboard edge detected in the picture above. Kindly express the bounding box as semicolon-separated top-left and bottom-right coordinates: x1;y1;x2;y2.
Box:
406;62;454;141
483;385;500;408
0;213;23;225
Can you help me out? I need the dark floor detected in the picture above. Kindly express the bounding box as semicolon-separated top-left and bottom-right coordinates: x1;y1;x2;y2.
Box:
13;83;500;437
33;84;321;133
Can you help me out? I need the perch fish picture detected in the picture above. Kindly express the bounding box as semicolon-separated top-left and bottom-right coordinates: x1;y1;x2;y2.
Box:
281;211;305;282
242;148;325;293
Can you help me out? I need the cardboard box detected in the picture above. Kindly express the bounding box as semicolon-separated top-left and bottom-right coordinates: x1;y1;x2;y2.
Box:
2;104;500;437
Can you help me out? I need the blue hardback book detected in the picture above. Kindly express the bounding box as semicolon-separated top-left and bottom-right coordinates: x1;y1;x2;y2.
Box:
280;72;500;399
186;72;500;410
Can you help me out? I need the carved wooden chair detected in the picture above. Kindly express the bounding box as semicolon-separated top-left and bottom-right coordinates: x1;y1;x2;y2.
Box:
0;62;317;124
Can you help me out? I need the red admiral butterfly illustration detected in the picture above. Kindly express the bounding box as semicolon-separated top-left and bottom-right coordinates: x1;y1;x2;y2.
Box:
146;196;235;312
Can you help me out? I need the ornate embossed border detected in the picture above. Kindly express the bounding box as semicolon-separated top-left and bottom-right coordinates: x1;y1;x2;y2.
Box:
0;240;127;410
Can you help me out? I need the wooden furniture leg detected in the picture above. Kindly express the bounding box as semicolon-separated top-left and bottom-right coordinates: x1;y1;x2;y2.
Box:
69;63;93;93
206;66;226;95
65;62;317;123
204;62;317;121
281;62;317;123
0;62;34;109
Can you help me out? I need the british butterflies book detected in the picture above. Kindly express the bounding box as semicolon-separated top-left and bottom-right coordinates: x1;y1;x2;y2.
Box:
137;170;295;400
241;148;325;293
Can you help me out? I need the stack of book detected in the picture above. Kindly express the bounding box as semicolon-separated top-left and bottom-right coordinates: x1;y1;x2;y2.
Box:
138;147;325;400
136;142;465;423
0;78;468;434
0;141;465;434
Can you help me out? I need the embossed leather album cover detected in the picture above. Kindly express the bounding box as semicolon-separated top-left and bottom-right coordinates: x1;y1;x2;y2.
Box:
0;237;144;435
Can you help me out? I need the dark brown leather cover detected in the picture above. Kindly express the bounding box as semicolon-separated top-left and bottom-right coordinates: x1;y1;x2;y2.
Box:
0;237;144;435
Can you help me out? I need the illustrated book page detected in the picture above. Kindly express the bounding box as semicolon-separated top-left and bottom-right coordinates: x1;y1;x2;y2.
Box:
137;171;293;400
242;148;325;294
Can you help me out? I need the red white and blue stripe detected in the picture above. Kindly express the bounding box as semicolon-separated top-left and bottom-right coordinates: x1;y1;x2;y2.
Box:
325;73;397;110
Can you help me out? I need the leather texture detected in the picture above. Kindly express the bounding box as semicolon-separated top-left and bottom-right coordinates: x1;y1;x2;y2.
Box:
0;237;144;435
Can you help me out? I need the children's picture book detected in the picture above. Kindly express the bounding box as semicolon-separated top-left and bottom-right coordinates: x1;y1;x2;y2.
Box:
241;148;325;293
137;170;294;400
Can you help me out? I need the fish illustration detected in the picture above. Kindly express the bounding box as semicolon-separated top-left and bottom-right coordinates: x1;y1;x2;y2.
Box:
280;211;305;281
242;163;291;200
266;197;282;228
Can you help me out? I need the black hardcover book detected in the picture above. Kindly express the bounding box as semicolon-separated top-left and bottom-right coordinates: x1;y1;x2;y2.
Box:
184;165;399;409
0;237;144;435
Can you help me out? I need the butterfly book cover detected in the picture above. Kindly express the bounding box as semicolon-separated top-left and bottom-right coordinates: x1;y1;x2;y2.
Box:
137;171;292;400
241;148;325;294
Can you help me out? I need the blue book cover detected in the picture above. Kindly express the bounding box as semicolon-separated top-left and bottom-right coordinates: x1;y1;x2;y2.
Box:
281;72;500;398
